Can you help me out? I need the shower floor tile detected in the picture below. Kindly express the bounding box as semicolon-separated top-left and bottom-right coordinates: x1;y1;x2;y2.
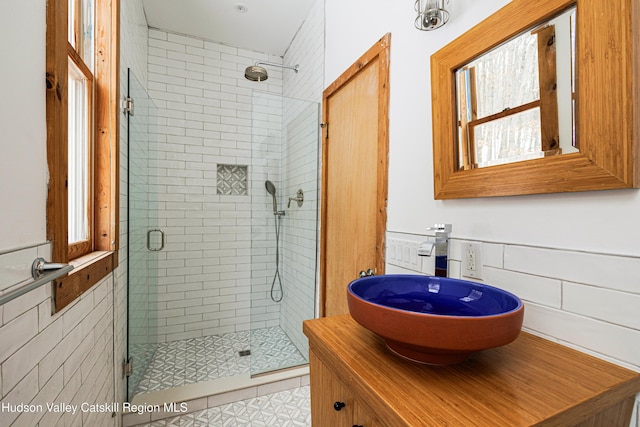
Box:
138;386;311;427
135;327;307;395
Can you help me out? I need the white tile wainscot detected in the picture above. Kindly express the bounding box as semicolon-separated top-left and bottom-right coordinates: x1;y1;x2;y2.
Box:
385;231;640;372
0;244;116;427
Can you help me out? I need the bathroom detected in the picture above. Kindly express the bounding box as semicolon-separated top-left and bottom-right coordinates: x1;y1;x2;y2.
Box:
1;0;639;426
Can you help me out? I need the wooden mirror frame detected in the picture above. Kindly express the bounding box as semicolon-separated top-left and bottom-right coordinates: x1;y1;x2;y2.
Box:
431;0;639;199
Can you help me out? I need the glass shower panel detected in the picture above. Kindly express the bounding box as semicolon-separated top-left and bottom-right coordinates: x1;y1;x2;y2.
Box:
126;69;159;400
250;92;319;375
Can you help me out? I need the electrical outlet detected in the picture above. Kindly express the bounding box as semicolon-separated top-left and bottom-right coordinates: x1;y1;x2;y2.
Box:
462;242;483;279
466;246;476;271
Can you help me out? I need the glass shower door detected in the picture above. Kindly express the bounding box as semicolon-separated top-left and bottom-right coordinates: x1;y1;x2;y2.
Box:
249;93;320;375
126;68;159;400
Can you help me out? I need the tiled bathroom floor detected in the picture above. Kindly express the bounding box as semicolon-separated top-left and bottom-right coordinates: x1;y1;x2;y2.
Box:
139;386;311;427
135;327;308;394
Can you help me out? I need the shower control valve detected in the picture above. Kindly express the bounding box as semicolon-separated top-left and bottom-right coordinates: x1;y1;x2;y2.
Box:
287;189;304;208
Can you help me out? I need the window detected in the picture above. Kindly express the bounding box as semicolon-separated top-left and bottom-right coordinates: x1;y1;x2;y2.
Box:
68;0;94;259
46;0;119;312
456;23;562;170
68;52;93;259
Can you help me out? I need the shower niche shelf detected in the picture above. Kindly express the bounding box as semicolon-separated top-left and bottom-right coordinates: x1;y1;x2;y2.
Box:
217;164;248;195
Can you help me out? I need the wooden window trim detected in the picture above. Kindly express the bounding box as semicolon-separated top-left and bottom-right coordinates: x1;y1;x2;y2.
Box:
46;0;120;313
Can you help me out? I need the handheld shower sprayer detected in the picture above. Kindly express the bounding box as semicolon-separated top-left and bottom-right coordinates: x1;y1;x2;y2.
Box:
265;180;284;217
264;180;284;302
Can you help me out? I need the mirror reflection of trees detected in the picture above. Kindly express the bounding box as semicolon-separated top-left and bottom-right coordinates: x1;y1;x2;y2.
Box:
456;6;576;170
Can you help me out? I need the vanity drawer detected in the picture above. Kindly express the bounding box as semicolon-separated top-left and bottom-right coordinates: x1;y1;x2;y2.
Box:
310;350;387;427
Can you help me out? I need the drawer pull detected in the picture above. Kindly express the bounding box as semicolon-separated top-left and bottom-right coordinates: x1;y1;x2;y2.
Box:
333;401;346;411
353;425;364;427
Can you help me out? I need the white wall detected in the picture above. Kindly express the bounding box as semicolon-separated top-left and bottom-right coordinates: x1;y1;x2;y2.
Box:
326;0;640;254
325;0;640;373
0;1;47;251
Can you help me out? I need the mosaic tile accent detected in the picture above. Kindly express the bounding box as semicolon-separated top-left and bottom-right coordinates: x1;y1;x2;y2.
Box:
137;386;311;427
216;164;248;195
250;327;309;375
134;327;307;395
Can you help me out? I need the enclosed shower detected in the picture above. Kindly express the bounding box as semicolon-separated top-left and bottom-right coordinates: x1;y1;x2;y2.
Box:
126;53;319;402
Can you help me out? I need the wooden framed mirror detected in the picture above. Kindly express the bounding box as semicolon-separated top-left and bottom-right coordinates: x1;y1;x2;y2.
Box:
431;0;639;199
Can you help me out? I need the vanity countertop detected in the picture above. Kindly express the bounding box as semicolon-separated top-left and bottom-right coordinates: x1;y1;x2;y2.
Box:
303;314;640;426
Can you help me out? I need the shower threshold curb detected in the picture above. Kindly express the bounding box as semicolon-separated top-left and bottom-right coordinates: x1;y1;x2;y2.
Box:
123;366;309;426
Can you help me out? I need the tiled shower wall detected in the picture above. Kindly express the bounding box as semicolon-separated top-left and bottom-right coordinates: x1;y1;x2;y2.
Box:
278;100;320;359
279;0;325;363
147;29;285;342
283;0;325;102
249;91;285;332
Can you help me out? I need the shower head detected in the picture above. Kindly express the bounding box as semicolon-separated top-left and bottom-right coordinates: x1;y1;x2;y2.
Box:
244;62;299;82
245;65;269;82
265;180;276;195
265;180;279;214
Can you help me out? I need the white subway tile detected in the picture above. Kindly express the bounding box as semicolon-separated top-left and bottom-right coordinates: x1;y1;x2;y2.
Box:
2;318;62;395
2;284;48;323
504;245;640;293
168;32;204;48
0;367;39;426
149;38;185;53
0;245;37;292
482;243;504;269
36;315;77;386
0;308;38;363
62;333;95;384
148;28;167;40
524;302;640;368
485;267;561;308
563;281;640;330
60;292;94;336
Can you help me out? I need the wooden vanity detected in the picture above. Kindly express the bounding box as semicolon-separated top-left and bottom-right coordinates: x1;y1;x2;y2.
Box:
304;315;640;426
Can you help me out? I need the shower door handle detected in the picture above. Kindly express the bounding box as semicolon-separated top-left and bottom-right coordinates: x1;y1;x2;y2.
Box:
147;229;165;251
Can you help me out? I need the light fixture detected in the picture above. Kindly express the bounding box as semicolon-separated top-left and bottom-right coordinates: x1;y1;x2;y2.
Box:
415;0;450;31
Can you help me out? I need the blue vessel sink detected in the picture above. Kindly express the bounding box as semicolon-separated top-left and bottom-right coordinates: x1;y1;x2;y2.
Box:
347;274;524;365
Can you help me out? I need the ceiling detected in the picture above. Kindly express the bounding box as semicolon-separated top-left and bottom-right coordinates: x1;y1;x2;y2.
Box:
142;0;316;57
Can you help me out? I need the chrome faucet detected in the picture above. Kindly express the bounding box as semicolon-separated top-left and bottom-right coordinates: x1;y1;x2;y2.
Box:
418;224;452;277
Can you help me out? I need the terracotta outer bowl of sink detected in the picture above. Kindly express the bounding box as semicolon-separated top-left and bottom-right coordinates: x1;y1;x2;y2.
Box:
347;274;524;365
